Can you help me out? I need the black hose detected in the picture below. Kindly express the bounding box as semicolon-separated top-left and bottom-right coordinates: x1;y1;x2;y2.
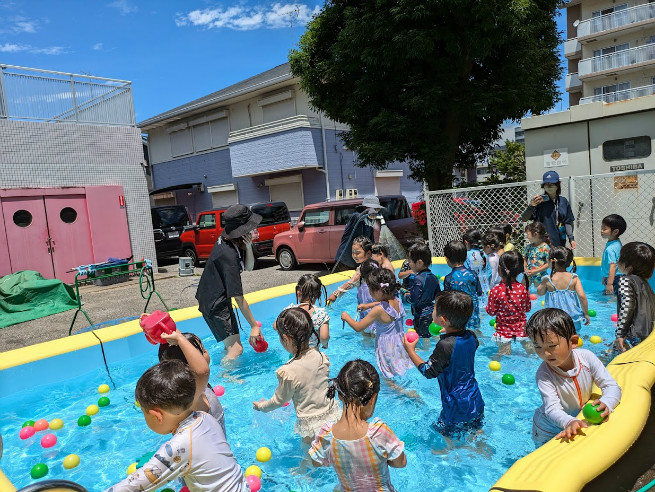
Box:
17;480;88;492
90;330;116;390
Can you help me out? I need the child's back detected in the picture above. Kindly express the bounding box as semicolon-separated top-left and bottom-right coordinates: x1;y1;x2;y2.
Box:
465;249;491;294
407;269;441;337
443;266;482;331
375;298;414;378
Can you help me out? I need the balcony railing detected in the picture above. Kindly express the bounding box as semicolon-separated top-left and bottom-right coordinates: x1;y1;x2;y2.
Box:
578;44;655;77
577;3;655;38
0;64;135;126
566;72;582;91
579;83;655;104
564;38;582;58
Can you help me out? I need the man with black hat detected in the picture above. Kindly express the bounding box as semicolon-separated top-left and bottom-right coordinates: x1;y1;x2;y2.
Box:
196;204;264;359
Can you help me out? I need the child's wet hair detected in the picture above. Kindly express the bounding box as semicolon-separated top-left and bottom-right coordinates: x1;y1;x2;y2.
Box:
408;242;432;266
463;228;483;249
135;359;196;411
276;307;318;357
443;240;467;264
549;246;576;275
482;232;501;250
158;332;205;363
602;214;627;236
525;222;549;244
618;242;655;279
487;226;506;247
498;250;527;288
296;273;327;306
366;268;400;297
526;308;576;343
501;223;513;236
352;236;373;254
359;259;380;285
327;359;380;408
371;243;388;257
436;290;473;330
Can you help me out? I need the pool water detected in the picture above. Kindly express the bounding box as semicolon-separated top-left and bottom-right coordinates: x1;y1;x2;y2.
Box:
0;266;622;491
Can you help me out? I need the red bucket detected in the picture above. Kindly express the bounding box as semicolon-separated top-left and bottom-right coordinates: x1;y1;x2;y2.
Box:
140;310;176;345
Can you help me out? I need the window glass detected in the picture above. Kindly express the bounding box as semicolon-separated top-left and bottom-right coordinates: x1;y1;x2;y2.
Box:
251;203;290;225
198;214;216;228
13;210;32;227
152;207;190;228
60;207;77;224
380;198;410;221
603;136;651;161
335;207;357;225
302;209;330;227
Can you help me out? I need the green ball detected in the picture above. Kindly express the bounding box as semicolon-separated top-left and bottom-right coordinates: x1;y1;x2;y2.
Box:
502;374;515;385
428;322;441;336
30;463;48;479
77;415;92;427
582;403;604;424
22;420;35;428
489;319;496;327
161;489;175;492
588;309;597;317
98;396;110;407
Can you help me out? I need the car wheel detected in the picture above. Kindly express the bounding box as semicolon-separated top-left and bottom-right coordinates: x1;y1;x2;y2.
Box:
183;247;199;267
277;247;297;271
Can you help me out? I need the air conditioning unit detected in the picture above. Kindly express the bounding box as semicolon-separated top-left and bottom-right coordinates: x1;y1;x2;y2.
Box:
345;188;358;199
335;189;344;200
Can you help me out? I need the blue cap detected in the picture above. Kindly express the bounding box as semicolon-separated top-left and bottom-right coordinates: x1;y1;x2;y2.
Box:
542;170;560;183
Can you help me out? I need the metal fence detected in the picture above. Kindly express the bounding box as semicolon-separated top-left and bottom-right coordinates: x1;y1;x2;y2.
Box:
425;170;655;257
0;64;135;126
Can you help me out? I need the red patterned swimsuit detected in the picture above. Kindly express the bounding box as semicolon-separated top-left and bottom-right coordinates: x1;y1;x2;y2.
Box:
486;281;531;339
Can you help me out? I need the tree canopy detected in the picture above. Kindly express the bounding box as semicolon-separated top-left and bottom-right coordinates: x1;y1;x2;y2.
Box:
289;0;562;190
486;140;526;184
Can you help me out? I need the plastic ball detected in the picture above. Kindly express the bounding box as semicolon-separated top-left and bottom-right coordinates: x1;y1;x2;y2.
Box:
98;384;110;394
577;337;584;347
213;385;225;397
33;419;49;431
30;463;48;479
582;402;604;424
256;320;262;327
428;322;441;336
405;318;414;327
126;462;137;476
405;331;419;343
180;486;190;492
63;454;80;470
502;374;516;385
245;464;262;478
246;474;261;492
98;396;110;407
541;300;545;307
256;446;272;462
19;426;35;440
22;420;35;428
588;309;597;317
489;319;496;327
135;400;141;408
611;313;618;322
529;293;538;301
41;433;57;448
77;415;91;427
160;489;175;492
86;405;99;416
283;402;290;407
590;335;602;344
489;361;501;372
49;418;64;430
253;337;269;353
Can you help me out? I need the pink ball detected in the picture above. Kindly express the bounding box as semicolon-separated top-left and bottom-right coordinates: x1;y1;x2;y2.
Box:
19;426;35;440
246;474;261;492
33;419;49;432
529;293;538;301
405;319;414;326
283;402;290;407
611;313;618;322
213;385;225;397
256;321;262;327
41;433;57;448
406;331;419;343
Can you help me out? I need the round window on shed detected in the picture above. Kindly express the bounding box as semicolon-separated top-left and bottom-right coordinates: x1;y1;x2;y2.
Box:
60;207;78;224
13;210;32;227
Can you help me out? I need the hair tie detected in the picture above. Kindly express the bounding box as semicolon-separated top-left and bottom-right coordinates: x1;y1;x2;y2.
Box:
380;282;389;287
368;381;373;388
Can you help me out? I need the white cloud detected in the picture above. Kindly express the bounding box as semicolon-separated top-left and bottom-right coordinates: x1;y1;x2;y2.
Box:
0;43;66;55
0;42;24;52
176;3;320;31
31;46;65;55
13;19;38;33
93;42;103;50
108;0;138;15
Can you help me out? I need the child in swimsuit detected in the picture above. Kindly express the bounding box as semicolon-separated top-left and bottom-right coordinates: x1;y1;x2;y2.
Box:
287;273;330;348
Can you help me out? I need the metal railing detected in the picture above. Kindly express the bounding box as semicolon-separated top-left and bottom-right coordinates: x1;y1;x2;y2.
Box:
566;73;581;91
580;83;655;104
579;44;655;77
0;64;136;126
577;3;655;38
564;38;581;58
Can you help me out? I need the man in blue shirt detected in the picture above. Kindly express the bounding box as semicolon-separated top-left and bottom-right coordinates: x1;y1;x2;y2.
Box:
601;214;627;295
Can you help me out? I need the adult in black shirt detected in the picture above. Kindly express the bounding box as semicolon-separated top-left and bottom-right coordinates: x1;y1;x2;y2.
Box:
196;204;263;359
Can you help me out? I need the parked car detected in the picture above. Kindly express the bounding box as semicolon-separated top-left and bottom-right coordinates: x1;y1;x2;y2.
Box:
272;195;421;270
179;202;291;265
151;205;193;261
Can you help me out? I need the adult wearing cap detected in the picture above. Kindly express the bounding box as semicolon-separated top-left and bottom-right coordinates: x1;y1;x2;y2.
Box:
521;170;577;249
333;195;383;270
196;204;263;358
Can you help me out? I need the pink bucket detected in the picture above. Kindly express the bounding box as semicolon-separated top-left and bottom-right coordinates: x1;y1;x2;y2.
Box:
139;310;176;345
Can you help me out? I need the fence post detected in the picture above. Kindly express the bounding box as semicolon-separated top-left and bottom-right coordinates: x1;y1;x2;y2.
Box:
0;66;8;119
424;181;435;256
70;74;79;123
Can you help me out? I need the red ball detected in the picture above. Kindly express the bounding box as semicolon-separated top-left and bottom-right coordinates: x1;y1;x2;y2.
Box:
529;293;538;301
405;319;414;326
611;313;618;322
283;401;290;407
40;433;57;448
406;331;419;343
180;487;190;492
253;337;269;353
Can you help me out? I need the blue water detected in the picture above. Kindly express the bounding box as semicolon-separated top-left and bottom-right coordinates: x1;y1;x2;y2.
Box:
0;267;621;491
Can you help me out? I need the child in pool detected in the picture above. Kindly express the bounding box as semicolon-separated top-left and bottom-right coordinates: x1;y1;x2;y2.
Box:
486;250;533;357
403;290;485;437
404;242;441;346
103;360;247;492
601;214;627;295
442;240;482;335
310;359;407;490
357;259;382;336
158;330;226;436
500;223;515;253
536;246;590;333
286;273;330;349
524;222;551;287
463;228;491;296
482;231;502;288
327;236;373;305
614;242;655;352
254;308;341;443
528;309;621;445
341;268;415;379
372;243;395;275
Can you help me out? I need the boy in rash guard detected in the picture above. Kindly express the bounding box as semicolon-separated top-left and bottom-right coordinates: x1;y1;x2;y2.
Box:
104;360;247;492
404;242;441;348
403;290;485;437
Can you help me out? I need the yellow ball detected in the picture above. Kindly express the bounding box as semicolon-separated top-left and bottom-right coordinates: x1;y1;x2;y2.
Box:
489;361;501;372
86;405;99;416
577;337;584;347
590;335;602;344
245;465;262;479
541;300;545;307
98;384;110;394
135;400;141;408
49;418;64;430
255;447;272;462
407;328;416;333
63;454;80;470
126;462;137;476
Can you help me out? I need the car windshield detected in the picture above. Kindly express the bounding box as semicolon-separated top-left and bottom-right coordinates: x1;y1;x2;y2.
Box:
379;198;410;221
251;203;290;225
151;207;190;228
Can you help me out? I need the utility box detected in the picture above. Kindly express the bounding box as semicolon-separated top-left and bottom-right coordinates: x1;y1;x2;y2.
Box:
179;257;194;276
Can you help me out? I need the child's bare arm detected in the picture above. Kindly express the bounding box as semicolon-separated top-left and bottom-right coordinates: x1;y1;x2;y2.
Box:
574;278;590;324
536;277;549;296
605;263;617;294
341;307;382;332
160;330;209;396
388;452;407;468
319;322;330;348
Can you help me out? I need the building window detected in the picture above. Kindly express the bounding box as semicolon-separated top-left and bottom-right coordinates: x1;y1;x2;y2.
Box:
603;136;651;161
170;128;193;157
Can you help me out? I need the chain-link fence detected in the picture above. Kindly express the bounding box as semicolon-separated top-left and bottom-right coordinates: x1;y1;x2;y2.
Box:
425;170;655;257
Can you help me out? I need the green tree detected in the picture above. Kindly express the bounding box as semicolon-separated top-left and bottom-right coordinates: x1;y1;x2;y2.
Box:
489;140;526;183
289;0;561;190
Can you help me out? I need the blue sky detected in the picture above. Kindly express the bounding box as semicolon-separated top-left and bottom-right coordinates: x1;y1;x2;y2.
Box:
0;1;569;123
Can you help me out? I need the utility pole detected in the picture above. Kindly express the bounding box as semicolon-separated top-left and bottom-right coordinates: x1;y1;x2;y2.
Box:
283;7;300;48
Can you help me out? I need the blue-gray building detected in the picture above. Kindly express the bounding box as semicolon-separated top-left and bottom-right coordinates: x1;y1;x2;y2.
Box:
138;63;422;219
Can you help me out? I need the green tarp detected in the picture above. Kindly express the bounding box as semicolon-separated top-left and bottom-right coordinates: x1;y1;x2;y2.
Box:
0;270;78;328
